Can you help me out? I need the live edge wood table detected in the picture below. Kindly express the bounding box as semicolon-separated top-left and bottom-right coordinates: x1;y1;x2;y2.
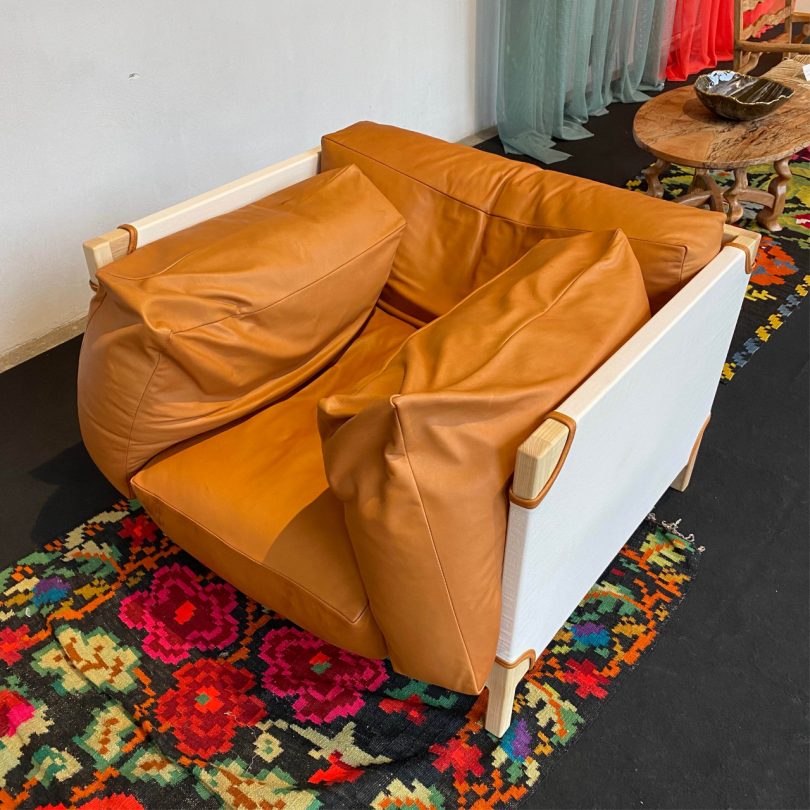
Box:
633;83;810;232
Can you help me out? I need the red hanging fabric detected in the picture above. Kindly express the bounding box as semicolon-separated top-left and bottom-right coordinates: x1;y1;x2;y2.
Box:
665;0;788;81
666;0;734;81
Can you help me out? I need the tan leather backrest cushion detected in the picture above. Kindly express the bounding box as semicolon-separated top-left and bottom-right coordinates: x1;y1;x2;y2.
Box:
318;230;651;694
79;165;405;495
321;121;725;320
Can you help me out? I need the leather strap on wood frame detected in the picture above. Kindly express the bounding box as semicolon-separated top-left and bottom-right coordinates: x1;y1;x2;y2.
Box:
495;648;536;670
509;411;577;510
723;241;754;274
117;223;139;254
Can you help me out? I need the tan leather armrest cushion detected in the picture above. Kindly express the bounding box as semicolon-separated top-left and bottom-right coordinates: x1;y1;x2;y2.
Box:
78;165;405;494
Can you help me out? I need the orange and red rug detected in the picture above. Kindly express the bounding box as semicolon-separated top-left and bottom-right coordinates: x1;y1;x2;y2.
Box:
0;502;698;809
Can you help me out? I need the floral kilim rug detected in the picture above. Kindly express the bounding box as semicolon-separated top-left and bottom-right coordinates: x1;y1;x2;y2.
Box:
627;147;810;382
0;502;698;809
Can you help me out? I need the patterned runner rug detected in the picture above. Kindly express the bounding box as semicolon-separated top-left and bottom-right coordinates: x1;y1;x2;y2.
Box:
0;502;698;809
627;147;809;382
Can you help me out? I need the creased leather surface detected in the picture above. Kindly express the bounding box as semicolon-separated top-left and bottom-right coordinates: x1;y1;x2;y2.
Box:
78;165;405;494
319;231;651;694
321;121;724;320
132;308;415;659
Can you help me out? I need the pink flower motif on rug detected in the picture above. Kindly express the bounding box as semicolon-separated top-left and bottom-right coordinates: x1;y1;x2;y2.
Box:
259;626;387;724
156;659;265;759
0;690;35;737
119;563;238;664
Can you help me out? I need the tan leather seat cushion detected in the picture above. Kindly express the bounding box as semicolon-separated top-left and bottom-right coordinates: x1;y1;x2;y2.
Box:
132;308;415;660
79;165;405;494
321;121;725;321
319;231;651;694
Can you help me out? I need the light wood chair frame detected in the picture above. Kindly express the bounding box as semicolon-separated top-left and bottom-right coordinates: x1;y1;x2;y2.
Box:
84;148;760;738
734;0;810;73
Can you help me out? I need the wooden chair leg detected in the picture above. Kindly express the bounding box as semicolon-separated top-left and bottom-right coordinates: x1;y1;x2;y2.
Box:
671;415;711;492
484;657;531;737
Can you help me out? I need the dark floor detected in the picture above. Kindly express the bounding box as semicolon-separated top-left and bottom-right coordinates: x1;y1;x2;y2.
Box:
2;89;809;808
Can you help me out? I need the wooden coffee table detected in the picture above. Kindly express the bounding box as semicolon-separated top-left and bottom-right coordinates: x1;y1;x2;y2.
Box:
633;82;810;231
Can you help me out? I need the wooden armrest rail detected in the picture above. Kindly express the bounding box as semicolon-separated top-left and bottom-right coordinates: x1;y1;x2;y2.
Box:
510;224;760;508
82;147;322;282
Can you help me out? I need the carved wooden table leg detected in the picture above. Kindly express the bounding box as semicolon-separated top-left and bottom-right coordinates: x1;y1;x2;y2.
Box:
725;168;749;223
757;157;792;232
677;169;726;212
643;158;671;198
692;169;726;214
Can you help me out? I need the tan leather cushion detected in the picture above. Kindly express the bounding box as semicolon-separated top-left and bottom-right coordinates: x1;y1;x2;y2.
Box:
132;308;416;660
321;121;725;321
319;231;651;694
78;165;405;495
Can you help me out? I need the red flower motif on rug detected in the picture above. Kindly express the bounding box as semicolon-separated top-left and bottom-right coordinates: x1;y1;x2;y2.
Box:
430;737;485;782
308;752;365;784
380;693;428;725
259;626;387;724
155;659;265;759
0;624;35;666
0;502;701;808
0;689;35;737
116;514;159;546
560;658;610;699
119;563;238;664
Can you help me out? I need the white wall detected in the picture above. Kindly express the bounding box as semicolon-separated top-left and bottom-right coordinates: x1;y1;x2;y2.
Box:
0;0;500;364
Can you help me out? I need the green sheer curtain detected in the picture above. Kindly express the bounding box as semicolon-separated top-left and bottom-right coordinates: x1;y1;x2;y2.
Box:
498;0;676;164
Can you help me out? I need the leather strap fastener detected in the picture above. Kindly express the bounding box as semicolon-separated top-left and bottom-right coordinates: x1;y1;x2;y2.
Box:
117;223;139;254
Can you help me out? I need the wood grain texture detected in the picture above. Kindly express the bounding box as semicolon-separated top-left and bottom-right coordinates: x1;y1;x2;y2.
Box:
484;657;531;737
633;85;810;169
82;228;131;282
762;55;810;92
737;39;810;54
497;244;749;664
512;417;571;503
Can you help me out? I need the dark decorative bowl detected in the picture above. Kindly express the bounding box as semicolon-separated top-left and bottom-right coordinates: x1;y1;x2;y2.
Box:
694;70;794;121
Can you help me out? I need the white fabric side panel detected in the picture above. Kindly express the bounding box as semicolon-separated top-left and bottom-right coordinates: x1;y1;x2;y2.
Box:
131;148;321;247
497;246;748;662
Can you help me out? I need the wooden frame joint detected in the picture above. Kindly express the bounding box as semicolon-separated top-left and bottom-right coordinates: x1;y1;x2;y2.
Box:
510;412;576;509
722;223;761;274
